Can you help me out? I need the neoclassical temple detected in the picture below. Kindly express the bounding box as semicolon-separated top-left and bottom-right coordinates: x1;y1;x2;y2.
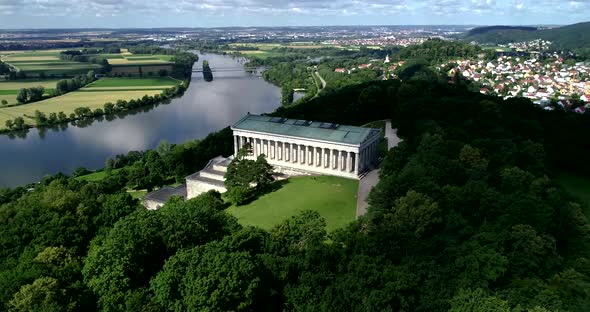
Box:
231;114;381;179
143;114;381;210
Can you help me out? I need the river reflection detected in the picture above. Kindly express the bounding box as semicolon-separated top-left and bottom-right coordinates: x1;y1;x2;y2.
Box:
0;52;281;188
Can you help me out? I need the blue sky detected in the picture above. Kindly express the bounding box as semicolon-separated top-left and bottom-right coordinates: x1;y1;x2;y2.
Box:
0;0;588;28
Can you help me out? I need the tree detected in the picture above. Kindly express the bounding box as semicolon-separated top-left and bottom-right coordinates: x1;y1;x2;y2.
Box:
13;117;25;130
449;288;511;312
202;60;213;82
224;143;274;205
103;102;115;114
16;88;28;103
281;84;294;105
83;211;165;311
32;110;48;126
28;86;44;102
1;99;7;105
73;107;92;118
8;277;65;312
151;245;269;311
385;190;442;238
83;195;238;311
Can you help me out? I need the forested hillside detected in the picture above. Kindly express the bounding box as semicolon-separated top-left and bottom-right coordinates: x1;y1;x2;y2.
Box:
392;39;492;63
0;71;589;310
461;22;590;58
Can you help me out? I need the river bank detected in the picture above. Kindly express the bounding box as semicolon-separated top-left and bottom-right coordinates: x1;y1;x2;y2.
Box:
0;51;281;188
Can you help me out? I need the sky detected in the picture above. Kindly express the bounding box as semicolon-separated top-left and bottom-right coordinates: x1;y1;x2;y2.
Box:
0;0;589;28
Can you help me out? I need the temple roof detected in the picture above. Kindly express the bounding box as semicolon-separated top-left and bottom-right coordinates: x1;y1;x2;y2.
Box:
231;114;380;146
143;185;186;204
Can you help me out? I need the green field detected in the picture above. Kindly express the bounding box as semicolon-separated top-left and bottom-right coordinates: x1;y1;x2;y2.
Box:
0;77;179;129
555;171;590;217
1;50;100;76
86;77;179;88
107;54;173;66
76;168;123;182
227;176;358;232
0;80;60;90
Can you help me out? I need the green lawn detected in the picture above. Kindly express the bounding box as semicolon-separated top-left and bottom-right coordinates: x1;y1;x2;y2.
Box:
129;190;148;199
86;77;179;88
76;168;122;182
555;170;590;217
227;176;358;232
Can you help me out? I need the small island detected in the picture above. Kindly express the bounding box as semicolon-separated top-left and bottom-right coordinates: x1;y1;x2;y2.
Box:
202;60;213;82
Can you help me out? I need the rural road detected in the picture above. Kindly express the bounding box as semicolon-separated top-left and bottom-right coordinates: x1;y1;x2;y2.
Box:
356;121;402;217
356;168;379;217
315;71;327;89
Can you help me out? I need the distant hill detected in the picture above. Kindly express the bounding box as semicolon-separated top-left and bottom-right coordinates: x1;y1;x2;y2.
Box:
461;22;590;58
467;25;537;36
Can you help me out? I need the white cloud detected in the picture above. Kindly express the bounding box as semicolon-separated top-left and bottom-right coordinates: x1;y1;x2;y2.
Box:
0;0;589;26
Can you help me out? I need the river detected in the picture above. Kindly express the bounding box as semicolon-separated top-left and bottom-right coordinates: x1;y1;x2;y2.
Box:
0;52;281;188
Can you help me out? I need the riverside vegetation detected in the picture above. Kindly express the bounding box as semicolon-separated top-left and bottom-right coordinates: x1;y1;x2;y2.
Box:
0;47;197;133
0;64;589;311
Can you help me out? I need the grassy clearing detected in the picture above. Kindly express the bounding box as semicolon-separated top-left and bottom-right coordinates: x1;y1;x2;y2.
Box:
227;176;358;232
555;170;590;217
76;168;123;182
0;80;60;90
86;77;179;88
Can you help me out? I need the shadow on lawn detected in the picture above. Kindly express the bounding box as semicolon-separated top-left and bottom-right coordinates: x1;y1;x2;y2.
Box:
237;179;290;206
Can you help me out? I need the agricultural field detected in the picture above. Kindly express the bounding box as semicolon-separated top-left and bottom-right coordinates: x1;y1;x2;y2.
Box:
106;54;173;65
225;41;364;59
0;77;180;128
84;77;179;88
0;79;59;105
1;50;101;77
227;176;358;232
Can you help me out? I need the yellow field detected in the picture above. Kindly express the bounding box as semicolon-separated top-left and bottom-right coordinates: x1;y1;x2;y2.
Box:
235;51;267;55
2;56;60;61
107;58;171;65
79;86;171;91
0;95;15;106
0;80;59;90
0;49;67;55
0;90;164;127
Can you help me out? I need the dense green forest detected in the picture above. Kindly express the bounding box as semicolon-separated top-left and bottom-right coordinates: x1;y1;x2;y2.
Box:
1;68;590;311
392;39;493;63
461;22;590;58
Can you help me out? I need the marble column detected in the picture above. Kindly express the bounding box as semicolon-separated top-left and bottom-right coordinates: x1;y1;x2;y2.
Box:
278;142;283;161
324;148;329;168
340;151;346;171
300;145;305;164
285;143;290;162
348;151;353;173
307;146;313;166
334;149;339;170
292;144;297;163
233;136;238;154
316;147;321;167
354;152;360;175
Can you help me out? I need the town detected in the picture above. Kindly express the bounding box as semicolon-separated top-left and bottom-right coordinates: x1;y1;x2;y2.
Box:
443;53;590;113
